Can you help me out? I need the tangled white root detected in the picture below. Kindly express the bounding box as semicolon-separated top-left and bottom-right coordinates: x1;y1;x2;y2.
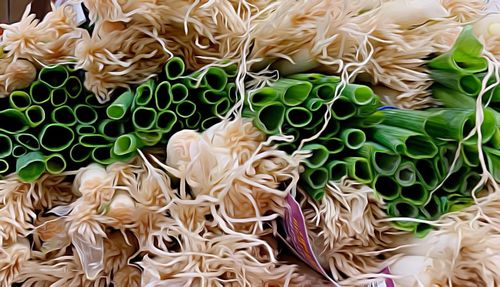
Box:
301;179;410;284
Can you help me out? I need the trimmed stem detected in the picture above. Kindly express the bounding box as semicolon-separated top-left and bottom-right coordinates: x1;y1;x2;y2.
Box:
14;133;39;151
38;65;69;88
0;134;13;158
114;133;143;156
39;124;75;152
74;105;98;125
395;161;417;187
156;110;177;133
272;79;312;106
107;89;134;120
340;128;366;150
345;157;373;184
373;175;401;201
98;120;125;139
301;167;329;190
253;102;285;135
359;141;401;175
285;106;313;128
51;106;76;126
45;153;66;174
371;124;438;159
326;160;347;181
16;151;46;182
302;144;330;169
342;84;375;105
164;56;185;80
70;144;92;163
9;91;31;111
25;105;45;128
0;109;29;134
30;81;51;105
400;183;429;206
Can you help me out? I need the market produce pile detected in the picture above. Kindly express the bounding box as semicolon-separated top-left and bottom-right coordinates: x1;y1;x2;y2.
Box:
0;0;499;286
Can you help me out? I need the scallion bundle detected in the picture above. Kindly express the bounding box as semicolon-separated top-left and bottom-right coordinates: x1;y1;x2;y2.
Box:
0;58;236;182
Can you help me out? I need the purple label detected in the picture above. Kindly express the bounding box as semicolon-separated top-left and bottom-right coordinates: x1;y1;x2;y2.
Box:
282;194;395;287
283;194;335;283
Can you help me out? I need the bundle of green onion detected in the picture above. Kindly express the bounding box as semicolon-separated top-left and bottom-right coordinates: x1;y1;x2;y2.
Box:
0;57;236;182
244;75;382;201
429;25;500;186
245;70;497;237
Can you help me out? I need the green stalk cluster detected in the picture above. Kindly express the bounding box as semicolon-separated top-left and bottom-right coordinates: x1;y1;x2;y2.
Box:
429;25;500;186
1;57;236;182
245;70;494;237
244;75;382;201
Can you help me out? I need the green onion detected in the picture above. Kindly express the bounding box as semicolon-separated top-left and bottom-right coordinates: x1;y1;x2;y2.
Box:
107;89;134;120
175;100;197;119
359;141;401;175
400;183;429;206
39;124;75;152
249;87;278;107
98;120;125;139
331;96;357;120
203;67;228;92
76;124;96;135
285;106;313;128
342;84;375;105
14;133;40;151
45;153;66;174
415;159;440;190
0;134;13;158
301;167;329;189
345;157;373;184
253;102;285;135
25;105;45;128
312;83;337;101
428;26;487;74
114;133;143;156
74;105;98;125
0;109;29;134
164;56;185;80
326;160;347;181
302;144;330;169
373;175;401;201
431;70;482;96
12;145;27;158
50;88;69;107
272;79;312;106
395;160;417;187
51;106;76;126
91;145;115;165
387;201;419;218
340;128;366;150
70;144;92;163
156;110;177;133
65;76;83;99
484;146;500;182
0;159;9;173
134;79;156;107
132;107;158;130
79;134;112;148
371;124;438;159
9;91;31;111
322;137;344;155
16;151;46;182
30;81;51;105
38;65;69;88
153;82;172;110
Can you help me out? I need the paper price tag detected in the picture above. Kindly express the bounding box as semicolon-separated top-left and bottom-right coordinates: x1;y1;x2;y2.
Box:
282;194;396;287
